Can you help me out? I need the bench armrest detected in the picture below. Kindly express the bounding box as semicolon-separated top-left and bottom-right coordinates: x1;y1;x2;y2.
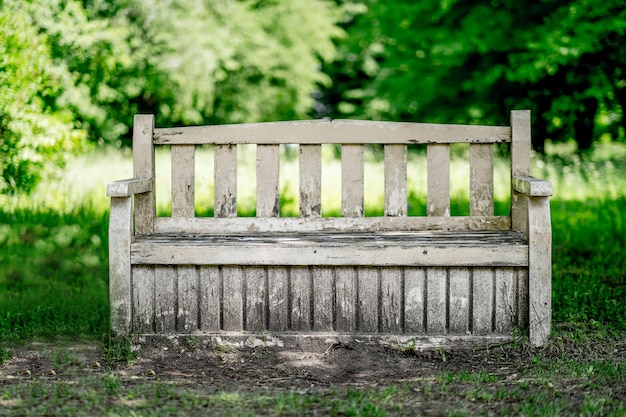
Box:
107;178;153;197
512;176;552;197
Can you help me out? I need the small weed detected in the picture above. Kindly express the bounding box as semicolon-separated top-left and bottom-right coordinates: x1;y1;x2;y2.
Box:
102;335;136;365
0;346;12;364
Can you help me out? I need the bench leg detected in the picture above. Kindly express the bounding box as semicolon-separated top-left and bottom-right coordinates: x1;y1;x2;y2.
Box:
528;196;552;347
109;197;133;336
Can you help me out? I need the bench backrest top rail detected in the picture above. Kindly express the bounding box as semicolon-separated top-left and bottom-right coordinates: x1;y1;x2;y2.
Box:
153;119;511;145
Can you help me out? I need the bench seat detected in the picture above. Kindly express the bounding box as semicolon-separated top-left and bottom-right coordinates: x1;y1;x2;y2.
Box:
131;230;529;267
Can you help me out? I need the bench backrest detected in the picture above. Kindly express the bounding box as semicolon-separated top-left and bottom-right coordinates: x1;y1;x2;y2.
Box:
132;110;532;235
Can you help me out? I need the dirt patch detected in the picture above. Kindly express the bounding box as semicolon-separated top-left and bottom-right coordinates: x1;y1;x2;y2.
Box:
1;338;524;392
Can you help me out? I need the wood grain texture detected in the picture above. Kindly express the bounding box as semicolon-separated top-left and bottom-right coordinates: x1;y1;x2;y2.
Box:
171;145;195;218
131;231;529;267
335;267;357;331
257;145;280;217
357;267;379;332
244;267;267;331
132;266;154;333
404;268;426;333
427;144;450;217
528;196;552;347
214;145;237;218
299;145;322;218
177;265;198;332
426;268;446;334
109;197;133;335
153;120;511;145
495;268;515;333
222;266;243;331
155;216;513;234
448;268;470;334
470;144;494;216
312;267;334;331
384;145;407;216
341;145;364;217
267;267;289;331
133;114;156;235
380;267;403;332
155;266;176;332
472;268;494;334
290;266;311;331
199;267;221;331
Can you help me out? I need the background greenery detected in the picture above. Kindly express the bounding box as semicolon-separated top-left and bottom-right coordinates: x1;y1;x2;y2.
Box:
2;0;625;194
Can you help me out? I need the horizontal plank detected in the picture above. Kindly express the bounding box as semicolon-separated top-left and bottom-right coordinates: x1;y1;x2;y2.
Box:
154;216;512;234
130;231;528;267
132;333;517;350
107;178;153;197
512;176;553;197
153;119;511;145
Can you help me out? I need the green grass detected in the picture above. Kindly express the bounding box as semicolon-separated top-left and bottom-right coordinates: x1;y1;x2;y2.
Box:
1;141;625;415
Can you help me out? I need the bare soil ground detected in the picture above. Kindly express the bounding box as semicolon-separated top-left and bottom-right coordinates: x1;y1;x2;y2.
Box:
2;338;522;392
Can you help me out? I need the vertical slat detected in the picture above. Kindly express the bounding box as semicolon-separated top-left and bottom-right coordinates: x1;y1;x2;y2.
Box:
517;268;529;330
384;145;407;216
299;145;322;217
199;266;221;331
495;268;516;333
511;110;531;234
257;145;280;217
426;268;446;334
109;197;133;335
244;267;267;331
222;266;244;331
427;144;450;216
171;145;195;217
335;267;357;332
215;145;237;218
357;267;379;332
470;144;494;216
448;268;470;334
380;267;403;332
132;266;154;333
268;267;289;331
290;266;311;330
511;110;531;177
404;268;426;333
177;266;198;332
155;266;176;333
133;114;156;235
312;267;334;331
342;145;364;217
472;268;494;334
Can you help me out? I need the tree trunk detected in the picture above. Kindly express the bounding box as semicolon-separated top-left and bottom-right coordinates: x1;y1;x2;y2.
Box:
574;97;598;151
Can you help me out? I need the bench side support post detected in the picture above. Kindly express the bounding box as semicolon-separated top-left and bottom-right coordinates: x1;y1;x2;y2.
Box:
133;114;156;234
527;195;552;347
109;196;133;336
511;110;551;347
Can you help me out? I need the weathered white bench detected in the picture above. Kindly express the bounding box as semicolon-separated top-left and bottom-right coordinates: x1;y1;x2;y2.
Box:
107;110;552;348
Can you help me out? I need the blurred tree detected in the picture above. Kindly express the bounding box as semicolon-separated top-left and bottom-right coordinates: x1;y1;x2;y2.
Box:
1;0;342;193
25;0;343;144
322;0;626;151
0;3;86;194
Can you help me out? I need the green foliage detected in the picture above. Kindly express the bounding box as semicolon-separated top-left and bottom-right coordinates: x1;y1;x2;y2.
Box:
21;0;343;144
0;3;86;194
1;0;343;194
0;208;109;341
324;0;626;151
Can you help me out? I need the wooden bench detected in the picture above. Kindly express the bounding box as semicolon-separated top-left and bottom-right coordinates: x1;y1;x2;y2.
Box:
107;110;552;348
